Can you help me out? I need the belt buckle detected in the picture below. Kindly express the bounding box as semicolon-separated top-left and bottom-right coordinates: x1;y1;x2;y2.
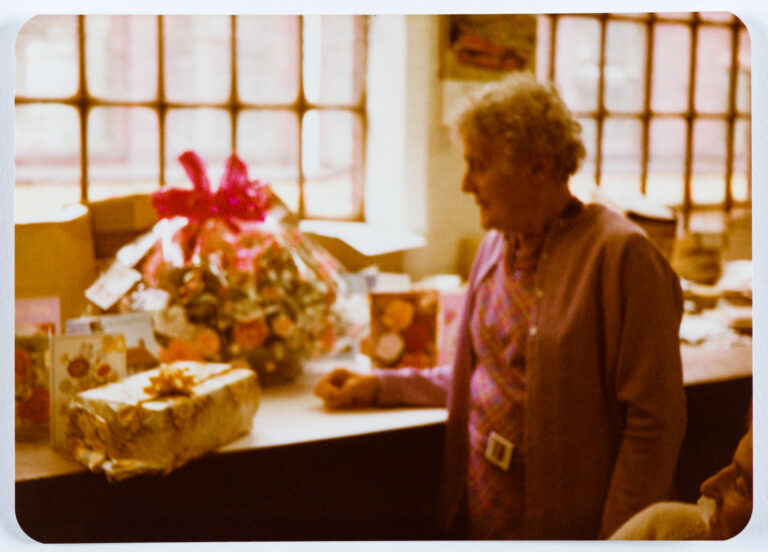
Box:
485;430;514;471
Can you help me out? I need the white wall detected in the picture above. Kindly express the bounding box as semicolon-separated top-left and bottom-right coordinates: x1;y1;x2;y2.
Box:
366;15;484;280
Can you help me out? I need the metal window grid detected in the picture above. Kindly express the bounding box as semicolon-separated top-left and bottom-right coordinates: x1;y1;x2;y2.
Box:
545;12;750;228
14;15;369;221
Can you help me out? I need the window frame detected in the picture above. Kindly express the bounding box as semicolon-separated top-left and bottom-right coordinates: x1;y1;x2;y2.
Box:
14;14;369;221
542;12;750;228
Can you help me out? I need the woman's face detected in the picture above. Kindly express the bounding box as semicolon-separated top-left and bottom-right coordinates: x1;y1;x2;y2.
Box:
461;131;551;235
700;428;753;539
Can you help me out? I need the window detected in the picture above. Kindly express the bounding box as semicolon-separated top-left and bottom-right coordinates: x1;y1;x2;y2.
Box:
15;15;368;221
537;12;751;229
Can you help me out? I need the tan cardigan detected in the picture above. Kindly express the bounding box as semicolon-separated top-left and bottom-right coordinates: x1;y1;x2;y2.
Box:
441;201;687;539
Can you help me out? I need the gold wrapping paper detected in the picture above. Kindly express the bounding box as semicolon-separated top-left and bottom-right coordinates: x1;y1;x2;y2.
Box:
66;361;260;481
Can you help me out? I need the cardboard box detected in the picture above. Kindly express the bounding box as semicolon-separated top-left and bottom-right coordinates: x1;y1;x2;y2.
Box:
15;204;97;324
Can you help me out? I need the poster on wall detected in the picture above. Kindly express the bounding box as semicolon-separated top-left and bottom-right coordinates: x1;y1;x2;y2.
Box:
441;14;537;125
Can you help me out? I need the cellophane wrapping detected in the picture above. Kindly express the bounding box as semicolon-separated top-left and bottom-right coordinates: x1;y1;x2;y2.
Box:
86;151;362;386
66;361;260;481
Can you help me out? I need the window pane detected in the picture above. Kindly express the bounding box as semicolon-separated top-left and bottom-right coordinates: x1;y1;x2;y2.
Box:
163;16;231;103
303;16;365;106
86;15;158;101
15;104;81;218
165;108;232;187
554;17;600;112
604;21;646;113
601;118;642;179
236;109;300;212
695;25;732;114
303;109;362;219
15;15;78;98
699;12;735;23
692;119;726;204
88;107;159;201
599;118;642;200
732;119;750;202
647;117;686;205
237;16;299;104
651;24;691;113
736;28;751;114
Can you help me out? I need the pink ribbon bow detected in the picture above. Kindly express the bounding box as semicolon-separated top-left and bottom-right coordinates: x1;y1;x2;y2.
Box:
152;151;271;226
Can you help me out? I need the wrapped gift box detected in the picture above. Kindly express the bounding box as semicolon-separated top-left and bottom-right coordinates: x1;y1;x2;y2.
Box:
66;361;260;481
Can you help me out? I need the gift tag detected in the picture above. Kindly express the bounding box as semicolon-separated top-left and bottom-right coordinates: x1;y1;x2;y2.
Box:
85;262;142;311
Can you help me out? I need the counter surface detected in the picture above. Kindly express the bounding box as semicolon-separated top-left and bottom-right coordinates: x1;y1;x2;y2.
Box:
15;357;447;482
16;339;751;483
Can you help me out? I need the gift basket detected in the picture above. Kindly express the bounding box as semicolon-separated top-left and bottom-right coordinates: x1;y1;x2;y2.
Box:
85;151;359;386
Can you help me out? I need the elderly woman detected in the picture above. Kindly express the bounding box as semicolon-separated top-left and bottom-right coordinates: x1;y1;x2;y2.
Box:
315;73;686;539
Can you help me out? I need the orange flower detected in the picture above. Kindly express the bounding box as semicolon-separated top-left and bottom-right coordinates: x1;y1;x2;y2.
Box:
381;299;415;331
67;357;90;378
270;314;295;338
233;319;270;349
158;339;204;363
18;387;50;424
15;348;31;384
259;285;283;301
96;364;112;378
194;328;221;357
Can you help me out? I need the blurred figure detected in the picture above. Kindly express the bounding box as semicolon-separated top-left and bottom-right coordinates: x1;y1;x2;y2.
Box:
611;419;752;540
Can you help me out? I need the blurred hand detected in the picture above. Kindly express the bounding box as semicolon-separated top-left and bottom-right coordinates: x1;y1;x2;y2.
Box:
314;368;380;410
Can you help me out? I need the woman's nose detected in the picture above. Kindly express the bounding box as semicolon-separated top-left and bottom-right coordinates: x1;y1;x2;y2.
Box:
462;172;474;194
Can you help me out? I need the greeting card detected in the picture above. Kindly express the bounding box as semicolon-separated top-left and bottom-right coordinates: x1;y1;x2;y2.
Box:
15;296;61;336
66;311;159;374
368;291;439;369
15;335;51;441
50;334;128;449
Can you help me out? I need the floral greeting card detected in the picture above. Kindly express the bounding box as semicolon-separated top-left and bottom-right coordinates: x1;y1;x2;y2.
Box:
368;291;439;369
15;335;52;441
50;334;127;449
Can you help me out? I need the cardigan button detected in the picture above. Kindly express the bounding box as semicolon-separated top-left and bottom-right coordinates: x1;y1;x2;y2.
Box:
529;326;538;337
535;288;544;298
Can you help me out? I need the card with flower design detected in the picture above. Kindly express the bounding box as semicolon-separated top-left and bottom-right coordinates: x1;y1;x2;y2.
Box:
15;335;52;441
367;291;439;369
50;334;128;449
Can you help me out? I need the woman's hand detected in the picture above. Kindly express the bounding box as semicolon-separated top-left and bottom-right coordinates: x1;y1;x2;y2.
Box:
314;368;380;410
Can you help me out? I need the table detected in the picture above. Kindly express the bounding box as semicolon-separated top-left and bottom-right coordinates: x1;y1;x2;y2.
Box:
15;358;448;542
15;339;752;542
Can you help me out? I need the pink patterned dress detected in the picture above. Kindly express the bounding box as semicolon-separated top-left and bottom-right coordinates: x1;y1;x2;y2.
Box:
466;239;538;539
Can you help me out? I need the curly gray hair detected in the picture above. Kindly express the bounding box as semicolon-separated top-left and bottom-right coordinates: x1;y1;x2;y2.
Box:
454;72;586;183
